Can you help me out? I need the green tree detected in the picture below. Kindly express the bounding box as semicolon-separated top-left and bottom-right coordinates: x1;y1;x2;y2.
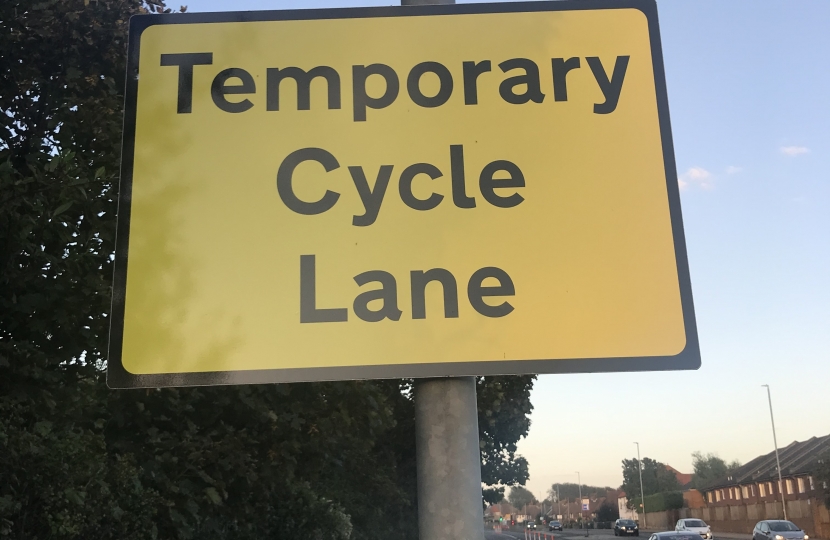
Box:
1;0;175;537
620;457;681;507
508;486;538;510
548;483;612;502
690;452;741;489
479;375;535;505
596;501;619;522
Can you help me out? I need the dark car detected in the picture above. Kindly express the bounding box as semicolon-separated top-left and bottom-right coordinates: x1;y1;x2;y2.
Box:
549;520;563;531
615;519;640;536
526;521;537;530
753;521;809;540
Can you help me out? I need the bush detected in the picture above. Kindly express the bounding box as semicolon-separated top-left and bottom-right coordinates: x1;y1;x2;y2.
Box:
630;491;684;514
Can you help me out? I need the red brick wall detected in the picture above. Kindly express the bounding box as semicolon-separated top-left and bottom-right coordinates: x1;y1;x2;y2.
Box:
645;499;830;539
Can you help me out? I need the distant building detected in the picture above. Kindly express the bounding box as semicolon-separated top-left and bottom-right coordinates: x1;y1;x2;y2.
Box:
485;502;517;522
548;491;621;522
700;434;830;507
617;492;639;520
666;464;694;488
682;489;705;509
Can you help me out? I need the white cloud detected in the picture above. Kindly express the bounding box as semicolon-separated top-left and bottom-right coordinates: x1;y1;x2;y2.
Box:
726;166;743;175
678;166;713;190
780;146;809;156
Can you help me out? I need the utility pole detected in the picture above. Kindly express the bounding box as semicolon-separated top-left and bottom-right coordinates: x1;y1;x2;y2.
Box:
577;471;588;537
762;385;788;521
577;472;582;528
635;442;647;529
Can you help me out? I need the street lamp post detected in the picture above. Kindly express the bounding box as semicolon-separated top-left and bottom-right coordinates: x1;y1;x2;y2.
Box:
576;471;588;536
635;442;647;529
762;384;788;521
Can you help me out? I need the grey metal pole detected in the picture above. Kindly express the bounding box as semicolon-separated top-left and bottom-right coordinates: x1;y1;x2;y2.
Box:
576;472;582;528
635;442;647;529
415;377;484;540
762;385;787;521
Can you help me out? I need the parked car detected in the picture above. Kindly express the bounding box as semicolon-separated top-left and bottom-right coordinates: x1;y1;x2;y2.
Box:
752;521;809;540
615;519;640;536
648;533;704;540
549;520;563;531
676;518;713;539
526;521;537;530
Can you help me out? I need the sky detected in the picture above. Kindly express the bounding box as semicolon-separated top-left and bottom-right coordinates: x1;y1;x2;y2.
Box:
178;0;830;499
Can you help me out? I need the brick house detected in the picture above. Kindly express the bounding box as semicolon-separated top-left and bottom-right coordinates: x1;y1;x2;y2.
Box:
701;434;830;508
667;464;694;488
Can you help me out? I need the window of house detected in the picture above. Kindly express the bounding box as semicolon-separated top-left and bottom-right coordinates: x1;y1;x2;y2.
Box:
716;490;721;502
759;483;767;497
708;492;713;503
769;482;774;494
809;477;815;491
742;486;749;498
797;478;805;494
786;479;793;495
736;487;742;500
778;481;783;495
750;485;755;497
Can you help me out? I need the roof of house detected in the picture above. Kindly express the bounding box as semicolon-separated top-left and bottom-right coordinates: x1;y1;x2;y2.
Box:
666;465;694;488
703;434;830;491
487;502;517;516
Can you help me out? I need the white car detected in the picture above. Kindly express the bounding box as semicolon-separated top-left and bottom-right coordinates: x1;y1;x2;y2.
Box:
676;519;713;539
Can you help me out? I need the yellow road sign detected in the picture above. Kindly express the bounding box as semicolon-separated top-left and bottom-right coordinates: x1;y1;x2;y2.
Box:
108;0;700;388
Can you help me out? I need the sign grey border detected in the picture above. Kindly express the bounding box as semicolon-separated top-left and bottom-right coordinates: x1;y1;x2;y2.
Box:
108;0;700;389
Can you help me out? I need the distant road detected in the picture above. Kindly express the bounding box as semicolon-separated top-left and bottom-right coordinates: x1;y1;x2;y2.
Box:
485;528;619;540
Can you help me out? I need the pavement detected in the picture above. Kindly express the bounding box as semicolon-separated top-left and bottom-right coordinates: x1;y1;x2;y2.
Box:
640;531;752;540
485;528;753;540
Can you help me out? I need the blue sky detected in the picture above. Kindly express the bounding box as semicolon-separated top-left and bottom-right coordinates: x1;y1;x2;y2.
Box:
179;0;830;496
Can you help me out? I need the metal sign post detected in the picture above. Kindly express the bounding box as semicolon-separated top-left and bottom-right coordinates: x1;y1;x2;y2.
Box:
415;377;483;540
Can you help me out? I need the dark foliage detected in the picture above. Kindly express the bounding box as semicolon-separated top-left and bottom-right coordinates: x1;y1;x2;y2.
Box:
689;452;741;490
596;501;619;522
507;486;537;510
620;457;681;508
479;375;534;505
549;482;613;502
628;491;683;514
